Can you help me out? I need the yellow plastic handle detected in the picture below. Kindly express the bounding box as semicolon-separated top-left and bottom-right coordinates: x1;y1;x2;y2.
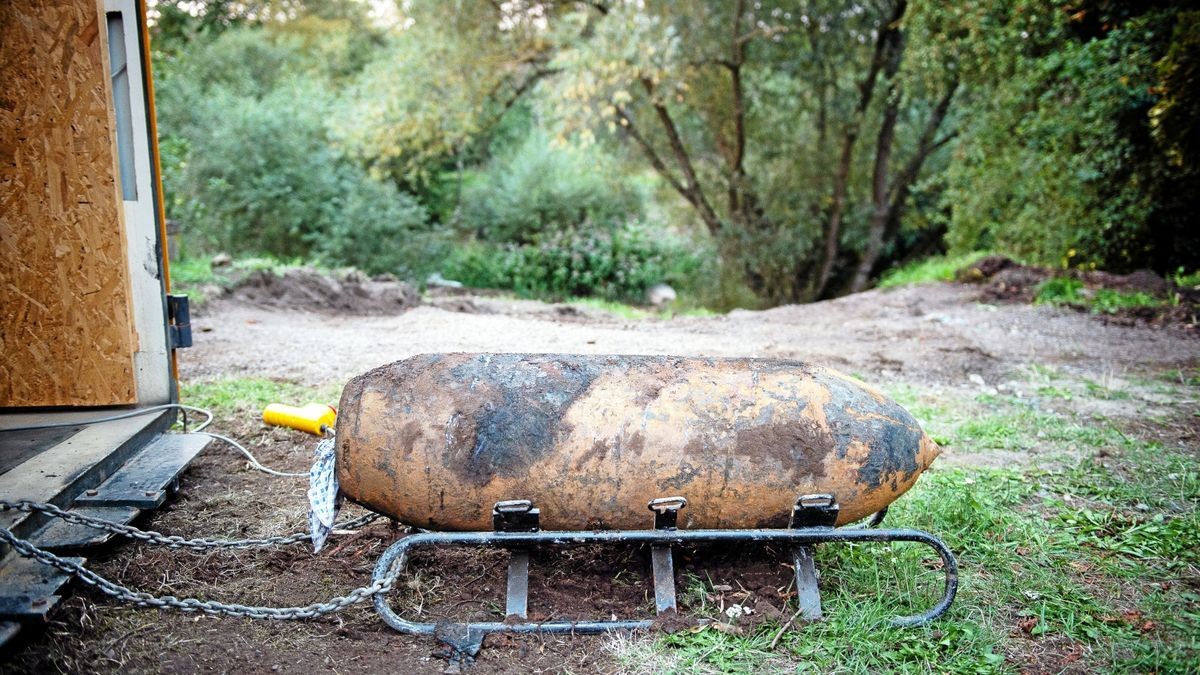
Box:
262;403;337;436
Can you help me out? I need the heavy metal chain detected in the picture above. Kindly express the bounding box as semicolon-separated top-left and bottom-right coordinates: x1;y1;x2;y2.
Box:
0;500;398;619
0;500;379;550
0;526;398;619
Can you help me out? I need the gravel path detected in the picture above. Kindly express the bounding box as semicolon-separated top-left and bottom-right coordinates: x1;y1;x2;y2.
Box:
183;282;1195;390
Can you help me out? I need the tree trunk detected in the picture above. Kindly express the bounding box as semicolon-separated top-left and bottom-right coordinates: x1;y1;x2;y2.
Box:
849;93;899;293
854;79;959;287
809;0;907;300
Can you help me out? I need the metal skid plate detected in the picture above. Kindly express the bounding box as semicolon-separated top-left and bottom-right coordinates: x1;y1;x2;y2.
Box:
73;433;210;509
371;496;958;638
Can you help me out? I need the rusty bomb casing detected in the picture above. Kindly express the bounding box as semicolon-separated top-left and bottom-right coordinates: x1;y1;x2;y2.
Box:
335;354;940;530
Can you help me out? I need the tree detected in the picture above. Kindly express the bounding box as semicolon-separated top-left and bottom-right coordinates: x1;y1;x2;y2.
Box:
913;0;1200;272
541;0;959;301
331;2;559;188
330;1;962;303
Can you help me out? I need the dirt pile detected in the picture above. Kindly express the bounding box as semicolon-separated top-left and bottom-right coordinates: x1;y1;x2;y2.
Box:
227;268;420;314
957;256;1197;328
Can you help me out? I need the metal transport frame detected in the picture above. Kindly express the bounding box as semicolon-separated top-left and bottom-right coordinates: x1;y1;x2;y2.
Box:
372;494;959;637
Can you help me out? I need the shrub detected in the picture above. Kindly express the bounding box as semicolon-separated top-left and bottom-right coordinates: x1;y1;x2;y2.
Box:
443;224;704;303
1034;277;1085;306
457;133;644;244
166;82;442;278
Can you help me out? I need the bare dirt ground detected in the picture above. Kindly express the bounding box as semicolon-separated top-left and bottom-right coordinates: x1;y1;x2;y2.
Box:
5;281;1196;674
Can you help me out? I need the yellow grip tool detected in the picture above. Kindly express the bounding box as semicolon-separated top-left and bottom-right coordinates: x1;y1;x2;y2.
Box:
262;403;337;436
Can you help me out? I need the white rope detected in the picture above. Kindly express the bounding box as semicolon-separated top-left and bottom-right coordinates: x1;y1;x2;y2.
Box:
0;403;215;433
199;431;308;478
2;403;305;478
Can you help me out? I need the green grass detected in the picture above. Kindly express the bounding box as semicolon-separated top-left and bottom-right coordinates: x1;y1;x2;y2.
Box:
624;370;1199;673
180;377;342;418
169;257;219;287
1034;276;1085;305
1091;288;1164;314
1171;268;1200;289
1035;276;1165;314
877;252;991;289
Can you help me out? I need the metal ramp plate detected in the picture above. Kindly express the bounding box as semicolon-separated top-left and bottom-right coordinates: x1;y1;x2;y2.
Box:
73;433;210;509
0;555;84;620
29;505;141;551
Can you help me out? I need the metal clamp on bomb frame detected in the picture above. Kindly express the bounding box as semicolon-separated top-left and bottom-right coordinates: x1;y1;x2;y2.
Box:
371;494;959;637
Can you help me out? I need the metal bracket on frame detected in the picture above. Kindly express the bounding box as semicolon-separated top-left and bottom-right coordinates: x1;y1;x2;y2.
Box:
166;294;192;349
372;495;958;637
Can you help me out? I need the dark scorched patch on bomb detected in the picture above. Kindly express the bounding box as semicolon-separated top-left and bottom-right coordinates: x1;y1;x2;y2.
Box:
817;372;923;489
444;354;602;487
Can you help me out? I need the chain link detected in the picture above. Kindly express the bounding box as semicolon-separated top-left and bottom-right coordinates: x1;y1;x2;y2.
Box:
0;526;398;619
0;500;396;619
0;500;379;550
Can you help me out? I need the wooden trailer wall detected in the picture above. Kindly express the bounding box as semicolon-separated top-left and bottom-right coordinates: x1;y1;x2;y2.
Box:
0;0;140;407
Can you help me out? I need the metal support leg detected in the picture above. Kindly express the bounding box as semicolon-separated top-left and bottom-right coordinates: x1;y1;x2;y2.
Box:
792;545;821;620
372;526;959;635
650;545;677;613
493;500;539;620
505;550;529;620
789;494;838;623
648;496;687;614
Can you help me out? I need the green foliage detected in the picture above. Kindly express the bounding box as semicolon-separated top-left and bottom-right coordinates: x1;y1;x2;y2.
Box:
155;24;444;280
931;3;1200;273
1090;289;1164;314
877;252;990;288
331;3;553;186
180;377;340;417
152;0;1200;307
442;224;705;304
1035;277;1165;314
1173;268;1200;289
458;133;645;244
1035;277;1086;306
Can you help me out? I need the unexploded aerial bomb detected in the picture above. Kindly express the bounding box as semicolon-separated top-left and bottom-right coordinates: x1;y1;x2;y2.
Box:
335;353;939;531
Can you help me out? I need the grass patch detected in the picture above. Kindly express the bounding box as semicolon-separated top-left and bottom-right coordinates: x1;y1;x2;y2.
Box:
180;377;341;418
877;251;991;289
639;370;1198;672
1171;268;1200;289
1035;277;1166;315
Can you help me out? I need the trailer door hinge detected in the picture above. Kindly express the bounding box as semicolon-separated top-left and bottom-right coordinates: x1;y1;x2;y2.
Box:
166;294;192;349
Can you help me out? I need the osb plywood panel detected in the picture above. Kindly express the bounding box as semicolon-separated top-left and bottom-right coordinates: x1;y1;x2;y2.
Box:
0;0;138;407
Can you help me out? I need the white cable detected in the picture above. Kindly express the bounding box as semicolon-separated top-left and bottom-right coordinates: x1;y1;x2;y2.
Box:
0;403;213;429
2;403;305;478
197;432;308;478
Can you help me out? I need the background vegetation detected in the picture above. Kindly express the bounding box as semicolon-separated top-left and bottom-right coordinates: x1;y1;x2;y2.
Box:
152;0;1198;309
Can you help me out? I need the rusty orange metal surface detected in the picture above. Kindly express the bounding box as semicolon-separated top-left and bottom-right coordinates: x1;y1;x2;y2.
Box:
336;354;940;530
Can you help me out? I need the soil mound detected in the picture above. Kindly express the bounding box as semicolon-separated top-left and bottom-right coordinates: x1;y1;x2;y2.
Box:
956;256;1197;329
228;268;420;314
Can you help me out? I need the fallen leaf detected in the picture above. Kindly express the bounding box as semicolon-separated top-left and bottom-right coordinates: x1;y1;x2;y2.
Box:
710;622;745;636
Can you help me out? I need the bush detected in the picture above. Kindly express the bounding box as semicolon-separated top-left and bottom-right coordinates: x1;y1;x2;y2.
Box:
443;224;705;303
165;81;442;278
943;9;1200;273
314;176;447;278
458;133;644;244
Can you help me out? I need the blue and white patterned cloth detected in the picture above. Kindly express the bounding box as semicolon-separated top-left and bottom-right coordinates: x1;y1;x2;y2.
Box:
307;436;341;553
